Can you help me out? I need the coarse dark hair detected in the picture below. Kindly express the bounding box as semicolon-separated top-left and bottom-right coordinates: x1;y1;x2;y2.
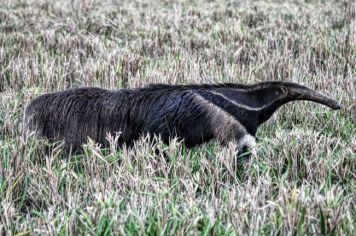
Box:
23;81;341;153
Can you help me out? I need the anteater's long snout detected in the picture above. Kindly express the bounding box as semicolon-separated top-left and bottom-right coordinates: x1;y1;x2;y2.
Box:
289;86;342;110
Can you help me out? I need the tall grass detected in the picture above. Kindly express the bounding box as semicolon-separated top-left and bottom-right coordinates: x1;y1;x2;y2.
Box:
0;0;355;235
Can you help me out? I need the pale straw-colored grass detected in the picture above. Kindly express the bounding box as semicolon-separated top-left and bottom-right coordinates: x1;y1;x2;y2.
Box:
0;0;355;234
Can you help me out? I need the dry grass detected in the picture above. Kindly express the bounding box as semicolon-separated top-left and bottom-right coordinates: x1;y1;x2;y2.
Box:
0;0;355;235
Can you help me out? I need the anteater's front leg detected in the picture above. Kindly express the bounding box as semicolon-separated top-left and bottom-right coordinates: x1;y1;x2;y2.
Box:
192;94;257;161
207;107;256;167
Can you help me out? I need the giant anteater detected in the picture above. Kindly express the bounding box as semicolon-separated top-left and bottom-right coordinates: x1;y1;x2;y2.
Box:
23;81;341;154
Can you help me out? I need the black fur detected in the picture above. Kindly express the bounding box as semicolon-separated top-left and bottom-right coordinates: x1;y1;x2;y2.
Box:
24;81;341;152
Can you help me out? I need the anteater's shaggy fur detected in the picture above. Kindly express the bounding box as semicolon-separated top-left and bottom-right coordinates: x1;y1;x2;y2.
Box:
24;81;341;153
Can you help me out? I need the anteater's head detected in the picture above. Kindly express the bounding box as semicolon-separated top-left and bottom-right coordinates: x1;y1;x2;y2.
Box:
253;81;341;126
275;82;342;110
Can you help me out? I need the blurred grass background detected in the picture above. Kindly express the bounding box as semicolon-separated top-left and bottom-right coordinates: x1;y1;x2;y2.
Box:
0;0;355;235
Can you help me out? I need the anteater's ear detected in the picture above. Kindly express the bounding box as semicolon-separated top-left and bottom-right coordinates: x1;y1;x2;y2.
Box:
280;86;288;95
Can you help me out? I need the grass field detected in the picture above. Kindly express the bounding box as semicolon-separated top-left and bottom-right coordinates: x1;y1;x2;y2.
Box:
0;0;355;235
